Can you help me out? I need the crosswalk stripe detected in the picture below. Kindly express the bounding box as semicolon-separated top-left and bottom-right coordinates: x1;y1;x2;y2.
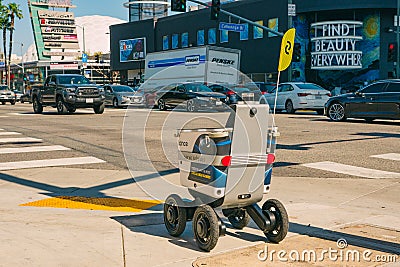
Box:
302;161;400;179
0;145;70;154
0;156;105;171
0;128;4;131
371;153;400;161
0;137;42;144
0;132;21;136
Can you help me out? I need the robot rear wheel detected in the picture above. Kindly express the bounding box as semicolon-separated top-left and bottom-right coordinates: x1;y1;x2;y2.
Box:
163;194;187;237
193;205;220;252
223;208;251;229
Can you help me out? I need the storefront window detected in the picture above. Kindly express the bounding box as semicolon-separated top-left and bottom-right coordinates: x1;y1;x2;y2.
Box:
254;20;264;39
240;23;248;41
208;28;216;44
181;32;188;48
197;30;205;46
162;35;169;50
268;18;278;37
172;34;179;49
220;29;228;43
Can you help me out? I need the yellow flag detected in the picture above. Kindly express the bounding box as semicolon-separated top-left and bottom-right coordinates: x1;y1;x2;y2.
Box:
278;28;296;71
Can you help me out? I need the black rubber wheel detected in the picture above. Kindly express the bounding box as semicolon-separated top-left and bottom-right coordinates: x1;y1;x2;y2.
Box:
163;194;187;237
328;102;346;121
10;100;15;105
158;99;166;111
316;109;324;115
93;103;105;114
1;102;5;105
193;205;219;252
187;99;196;112
113;98;119;108
365;118;375;123
285;100;295;114
227;209;251;230
20;100;24;104
32;97;43;114
56;96;67;115
262;199;289;243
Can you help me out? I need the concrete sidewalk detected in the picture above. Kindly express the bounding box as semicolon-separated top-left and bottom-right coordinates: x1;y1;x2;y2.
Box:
0;167;399;266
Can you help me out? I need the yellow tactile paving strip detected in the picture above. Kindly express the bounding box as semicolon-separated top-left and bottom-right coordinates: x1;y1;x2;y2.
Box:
20;196;162;212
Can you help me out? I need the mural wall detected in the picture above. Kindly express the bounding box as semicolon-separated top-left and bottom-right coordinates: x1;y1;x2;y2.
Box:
292;13;380;91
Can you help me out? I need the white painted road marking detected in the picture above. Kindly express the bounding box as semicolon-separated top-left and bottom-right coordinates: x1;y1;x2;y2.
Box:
0;156;105;171
303;161;400;179
0;128;4;130
0;145;71;154
371;153;400;161
0;137;42;144
0;132;21;136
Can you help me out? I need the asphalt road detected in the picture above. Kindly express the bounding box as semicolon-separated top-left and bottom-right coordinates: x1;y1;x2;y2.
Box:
1;103;399;178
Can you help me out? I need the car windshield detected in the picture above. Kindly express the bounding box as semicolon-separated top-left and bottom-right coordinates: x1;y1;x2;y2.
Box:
229;86;251;93
0;85;9;90
58;76;92;85
112;86;135;92
185;83;213;92
295;83;325;90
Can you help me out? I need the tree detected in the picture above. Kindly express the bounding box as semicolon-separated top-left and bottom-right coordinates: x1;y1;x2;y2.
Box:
0;3;10;85
7;3;23;87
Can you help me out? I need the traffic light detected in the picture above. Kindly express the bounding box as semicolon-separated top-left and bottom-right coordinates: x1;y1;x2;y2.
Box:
171;0;186;12
293;43;301;62
388;43;396;62
210;0;220;20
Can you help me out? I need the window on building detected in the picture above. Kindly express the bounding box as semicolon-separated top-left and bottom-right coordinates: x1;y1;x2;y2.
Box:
172;34;179;49
268;18;278;37
197;30;205;46
181;32;188;48
254;20;264;39
220;29;228;43
163;35;169;50
208;28;216;44
240;23;248;41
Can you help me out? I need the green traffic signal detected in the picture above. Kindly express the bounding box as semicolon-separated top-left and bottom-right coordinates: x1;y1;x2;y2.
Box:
210;0;220;20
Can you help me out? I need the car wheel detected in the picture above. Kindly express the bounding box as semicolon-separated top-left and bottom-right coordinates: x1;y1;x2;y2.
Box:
365;118;375;123
56;96;67;115
10;100;15;105
32;97;43;114
93;103;105;114
20;99;24;104
316;109;324;115
112;98;119;108
285;100;295;114
186;99;196;112
158;99;166;111
68;107;76;113
1;102;5;105
328;103;346;121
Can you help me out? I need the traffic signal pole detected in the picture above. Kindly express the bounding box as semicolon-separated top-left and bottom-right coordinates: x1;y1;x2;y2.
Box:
188;0;284;37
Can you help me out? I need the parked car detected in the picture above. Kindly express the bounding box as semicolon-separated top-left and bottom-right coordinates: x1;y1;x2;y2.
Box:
103;84;136;108
129;87;158;108
13;90;23;102
156;83;226;112
252;82;277;94
0;85;16;105
208;83;266;105
325;79;400;122
265;82;331;114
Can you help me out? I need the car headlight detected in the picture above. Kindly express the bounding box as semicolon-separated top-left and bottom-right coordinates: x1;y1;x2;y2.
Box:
196;96;209;101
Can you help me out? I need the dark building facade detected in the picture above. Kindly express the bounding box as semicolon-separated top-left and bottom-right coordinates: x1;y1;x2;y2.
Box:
110;0;398;91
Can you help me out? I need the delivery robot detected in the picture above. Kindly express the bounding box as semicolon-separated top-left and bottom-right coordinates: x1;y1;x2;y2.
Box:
163;103;288;251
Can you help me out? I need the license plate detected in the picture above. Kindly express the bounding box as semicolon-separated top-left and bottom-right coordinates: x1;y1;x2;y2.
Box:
216;101;222;105
242;93;254;98
315;95;322;99
86;98;94;103
134;98;140;103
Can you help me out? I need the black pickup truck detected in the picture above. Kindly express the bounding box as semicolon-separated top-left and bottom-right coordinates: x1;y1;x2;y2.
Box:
31;74;105;114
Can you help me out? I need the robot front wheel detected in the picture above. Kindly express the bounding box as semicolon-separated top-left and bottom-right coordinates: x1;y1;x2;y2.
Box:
163;194;187;237
193;205;220;252
262;199;289;243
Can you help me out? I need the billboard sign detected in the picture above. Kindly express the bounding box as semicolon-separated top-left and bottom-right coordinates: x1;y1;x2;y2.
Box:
32;0;75;8
41;26;77;35
120;38;146;62
37;10;74;19
42;34;78;42
44;42;79;49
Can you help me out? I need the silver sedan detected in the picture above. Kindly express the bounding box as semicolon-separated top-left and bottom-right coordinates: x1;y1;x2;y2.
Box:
103;85;137;108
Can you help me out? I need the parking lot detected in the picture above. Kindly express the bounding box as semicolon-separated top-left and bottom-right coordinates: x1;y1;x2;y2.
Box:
0;103;399;266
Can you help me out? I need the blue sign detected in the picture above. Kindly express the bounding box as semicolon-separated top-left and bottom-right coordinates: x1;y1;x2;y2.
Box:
219;22;245;32
82;53;88;63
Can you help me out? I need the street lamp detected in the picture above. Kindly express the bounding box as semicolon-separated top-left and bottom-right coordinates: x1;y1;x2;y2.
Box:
76;24;86;53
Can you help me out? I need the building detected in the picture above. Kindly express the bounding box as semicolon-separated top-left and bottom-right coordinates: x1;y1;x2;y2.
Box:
110;0;399;91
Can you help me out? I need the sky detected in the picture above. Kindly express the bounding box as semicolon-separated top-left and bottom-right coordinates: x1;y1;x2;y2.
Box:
8;0;129;56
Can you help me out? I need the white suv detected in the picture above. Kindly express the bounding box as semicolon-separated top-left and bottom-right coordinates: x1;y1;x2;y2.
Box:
265;82;331;115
